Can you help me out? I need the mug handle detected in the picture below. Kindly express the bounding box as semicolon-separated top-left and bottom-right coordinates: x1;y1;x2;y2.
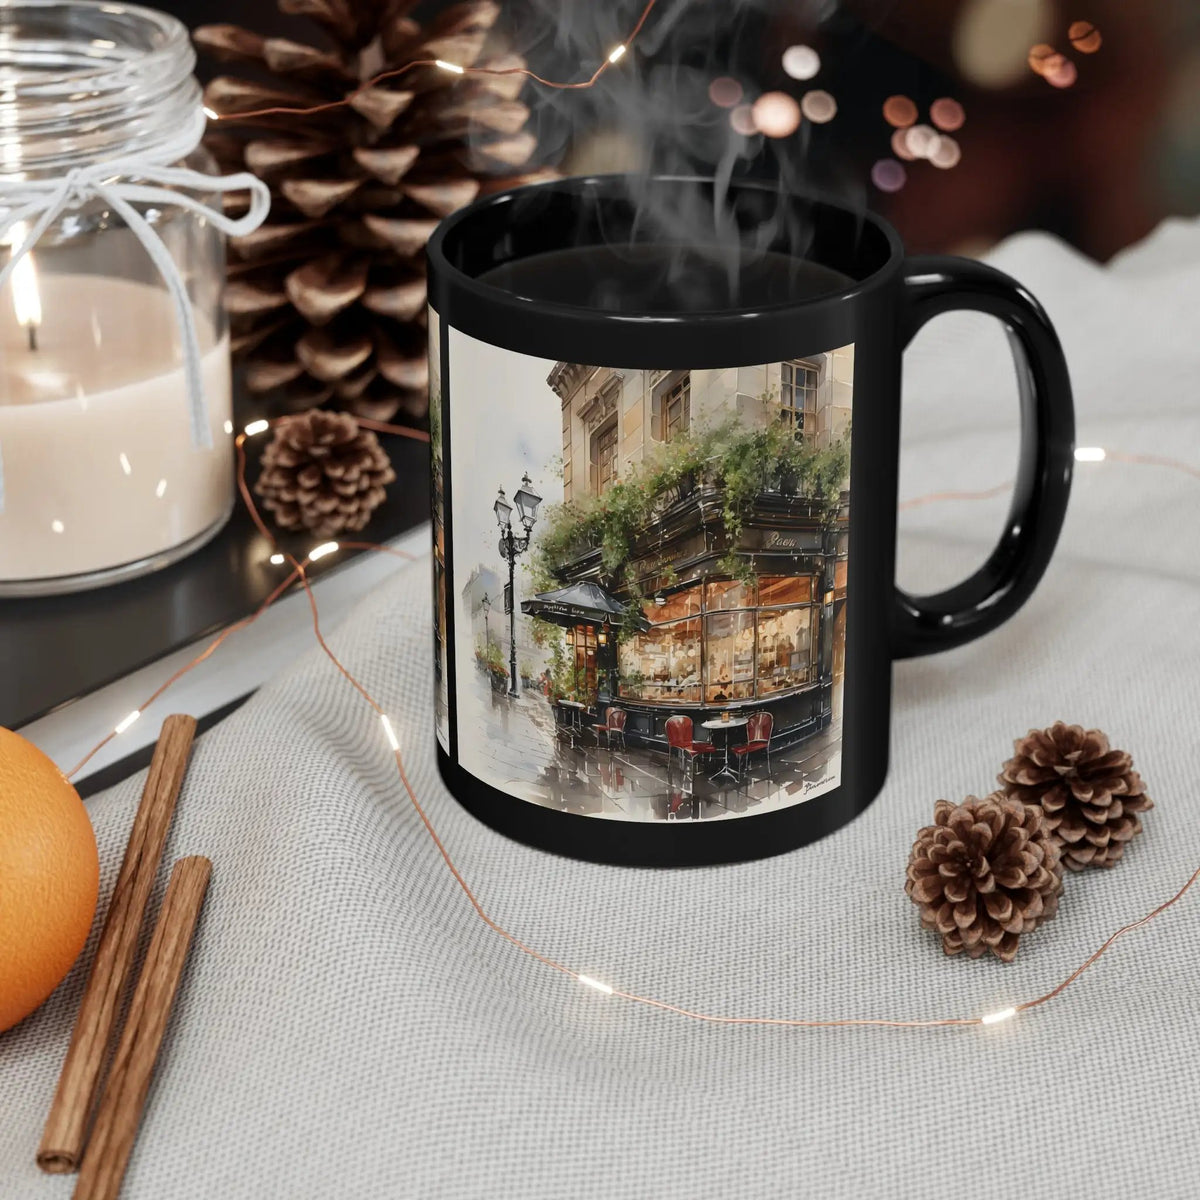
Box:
892;255;1075;659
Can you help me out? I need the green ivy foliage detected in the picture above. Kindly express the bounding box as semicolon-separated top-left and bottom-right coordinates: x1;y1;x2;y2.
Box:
529;406;848;599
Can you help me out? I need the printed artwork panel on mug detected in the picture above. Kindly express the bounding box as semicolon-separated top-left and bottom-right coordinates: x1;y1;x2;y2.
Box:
447;326;853;822
429;304;450;753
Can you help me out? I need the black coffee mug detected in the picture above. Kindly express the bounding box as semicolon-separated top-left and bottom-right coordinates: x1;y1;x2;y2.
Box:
426;175;1073;867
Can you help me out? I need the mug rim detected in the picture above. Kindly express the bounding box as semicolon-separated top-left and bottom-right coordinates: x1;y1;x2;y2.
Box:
426;173;905;326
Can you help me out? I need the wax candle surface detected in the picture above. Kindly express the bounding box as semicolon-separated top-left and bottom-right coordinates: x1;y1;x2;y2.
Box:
0;275;233;584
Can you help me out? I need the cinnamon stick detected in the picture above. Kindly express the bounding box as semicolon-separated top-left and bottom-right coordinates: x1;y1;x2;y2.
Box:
38;714;197;1174
73;857;212;1200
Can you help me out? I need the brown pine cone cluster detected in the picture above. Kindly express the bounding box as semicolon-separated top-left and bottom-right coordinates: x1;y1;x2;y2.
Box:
195;1;553;422
254;411;395;538
906;796;1064;962
998;722;1154;871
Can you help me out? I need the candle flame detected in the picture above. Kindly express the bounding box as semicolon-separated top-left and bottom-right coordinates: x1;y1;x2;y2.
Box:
5;222;42;342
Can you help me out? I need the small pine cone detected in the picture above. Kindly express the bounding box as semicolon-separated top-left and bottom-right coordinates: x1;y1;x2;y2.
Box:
906;795;1063;963
254;411;395;539
998;722;1153;871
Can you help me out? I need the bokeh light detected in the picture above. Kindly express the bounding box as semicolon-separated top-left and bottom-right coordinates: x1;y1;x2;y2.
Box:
1045;56;1078;88
752;91;802;138
800;89;838;124
1028;43;1057;76
729;104;758;136
904;124;940;159
782;45;821;81
930;98;966;132
1068;20;1102;54
891;127;917;161
883;95;918;128
930;136;963;169
708;76;743;108
954;0;1053;89
1039;51;1069;81
871;158;907;193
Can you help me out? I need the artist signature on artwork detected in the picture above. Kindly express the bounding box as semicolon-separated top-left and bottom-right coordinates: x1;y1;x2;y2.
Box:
802;775;833;795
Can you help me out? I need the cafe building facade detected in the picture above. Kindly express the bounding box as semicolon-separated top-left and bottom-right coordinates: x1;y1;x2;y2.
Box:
526;353;851;753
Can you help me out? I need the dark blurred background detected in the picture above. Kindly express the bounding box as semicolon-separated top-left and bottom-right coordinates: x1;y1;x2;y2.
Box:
174;0;1200;262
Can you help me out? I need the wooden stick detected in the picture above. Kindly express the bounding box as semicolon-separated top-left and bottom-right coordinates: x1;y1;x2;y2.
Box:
38;714;197;1174
73;857;212;1200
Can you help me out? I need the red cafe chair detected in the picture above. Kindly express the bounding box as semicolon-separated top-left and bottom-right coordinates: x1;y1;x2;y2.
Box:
592;706;627;751
665;714;718;782
732;711;774;778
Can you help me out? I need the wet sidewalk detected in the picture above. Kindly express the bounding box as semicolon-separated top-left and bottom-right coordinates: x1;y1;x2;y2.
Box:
456;670;842;822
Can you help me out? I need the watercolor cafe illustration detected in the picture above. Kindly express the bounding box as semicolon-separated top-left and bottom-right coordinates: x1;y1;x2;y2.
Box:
499;351;853;787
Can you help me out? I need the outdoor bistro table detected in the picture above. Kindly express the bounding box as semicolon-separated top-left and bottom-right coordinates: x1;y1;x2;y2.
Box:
556;699;587;748
701;716;749;785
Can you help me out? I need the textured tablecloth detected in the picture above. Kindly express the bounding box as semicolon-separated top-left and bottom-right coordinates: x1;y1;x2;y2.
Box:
3;223;1200;1200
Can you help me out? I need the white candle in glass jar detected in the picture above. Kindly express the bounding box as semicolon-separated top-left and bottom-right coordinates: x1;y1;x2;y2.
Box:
0;273;233;585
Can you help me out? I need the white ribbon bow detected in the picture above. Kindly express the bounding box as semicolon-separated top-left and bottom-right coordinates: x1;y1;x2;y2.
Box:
0;121;271;513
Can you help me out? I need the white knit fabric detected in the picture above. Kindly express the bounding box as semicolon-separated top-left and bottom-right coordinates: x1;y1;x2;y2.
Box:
3;224;1200;1199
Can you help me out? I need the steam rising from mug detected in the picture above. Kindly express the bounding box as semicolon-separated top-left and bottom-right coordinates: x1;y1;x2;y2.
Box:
477;0;865;309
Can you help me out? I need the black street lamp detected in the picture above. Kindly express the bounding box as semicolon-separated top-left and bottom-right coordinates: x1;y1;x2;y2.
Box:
481;591;491;648
494;474;541;696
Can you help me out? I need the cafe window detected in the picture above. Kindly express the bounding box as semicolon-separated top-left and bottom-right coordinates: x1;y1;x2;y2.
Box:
619;617;702;703
780;360;820;435
617;575;820;705
623;584;703;703
756;607;813;695
568;624;598;698
704;609;755;703
706;578;755;611
641;585;702;624
758;575;812;607
590;417;618;496
659;375;690;442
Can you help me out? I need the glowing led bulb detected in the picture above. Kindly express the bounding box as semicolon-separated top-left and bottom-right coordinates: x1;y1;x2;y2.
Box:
381;714;401;752
435;59;464;74
309;541;339;561
607;44;627;63
202;106;219;120
114;710;142;735
577;974;614;995
269;553;285;565
980;1007;1017;1025
244;419;270;437
1075;446;1106;462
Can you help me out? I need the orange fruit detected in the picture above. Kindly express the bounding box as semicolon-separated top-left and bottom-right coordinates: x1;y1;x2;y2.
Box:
0;727;98;1033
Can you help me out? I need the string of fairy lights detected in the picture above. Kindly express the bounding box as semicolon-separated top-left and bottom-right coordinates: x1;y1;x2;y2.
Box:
62;421;1200;1034
199;0;1104;203
59;5;1188;1033
201;0;658;125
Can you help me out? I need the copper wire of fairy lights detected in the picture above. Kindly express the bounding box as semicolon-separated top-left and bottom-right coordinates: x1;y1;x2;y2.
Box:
58;425;1200;1032
202;0;661;125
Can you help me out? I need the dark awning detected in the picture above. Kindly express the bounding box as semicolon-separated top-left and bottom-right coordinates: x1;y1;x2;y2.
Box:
521;582;648;630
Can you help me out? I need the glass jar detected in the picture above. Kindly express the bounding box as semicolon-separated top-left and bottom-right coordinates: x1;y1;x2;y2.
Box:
0;0;234;595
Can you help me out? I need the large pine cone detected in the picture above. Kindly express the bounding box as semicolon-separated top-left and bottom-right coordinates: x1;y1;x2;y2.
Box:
195;1;553;422
255;411;396;538
906;796;1064;963
998;722;1153;871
